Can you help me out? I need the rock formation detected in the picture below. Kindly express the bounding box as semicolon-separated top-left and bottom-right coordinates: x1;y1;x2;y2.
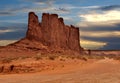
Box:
0;12;83;55
26;12;83;52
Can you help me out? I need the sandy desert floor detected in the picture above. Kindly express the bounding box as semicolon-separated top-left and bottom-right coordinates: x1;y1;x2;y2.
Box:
0;58;120;83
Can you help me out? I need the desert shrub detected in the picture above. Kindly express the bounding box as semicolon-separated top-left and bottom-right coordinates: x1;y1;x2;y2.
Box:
85;55;105;60
76;55;88;61
10;65;14;71
62;65;64;67
113;56;120;60
34;55;42;60
1;58;13;63
60;58;65;61
0;66;4;73
19;56;30;59
81;57;87;61
48;56;56;60
107;54;115;59
71;56;75;59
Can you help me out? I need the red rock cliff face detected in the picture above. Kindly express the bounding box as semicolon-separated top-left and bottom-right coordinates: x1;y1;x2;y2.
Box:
26;12;83;52
26;12;42;41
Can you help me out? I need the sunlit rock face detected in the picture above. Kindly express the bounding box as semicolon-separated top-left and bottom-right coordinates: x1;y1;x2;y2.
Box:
26;12;83;52
26;12;42;41
0;12;83;56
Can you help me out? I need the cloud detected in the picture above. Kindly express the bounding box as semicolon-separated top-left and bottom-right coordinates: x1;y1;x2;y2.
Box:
21;7;70;14
0;0;70;16
27;0;55;3
0;12;13;16
0;31;26;40
0;29;16;34
0;40;17;46
54;8;69;12
81;31;120;38
0;23;27;40
98;5;120;11
77;10;120;27
0;6;29;16
60;5;100;10
79;6;100;9
80;39;107;49
100;42;120;50
25;0;56;6
79;10;120;22
0;1;101;16
13;2;70;14
0;7;69;16
0;9;15;16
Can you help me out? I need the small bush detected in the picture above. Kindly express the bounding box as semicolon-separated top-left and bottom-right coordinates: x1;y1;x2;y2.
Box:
113;56;120;60
82;57;87;61
60;58;65;61
20;56;30;59
34;55;42;60
48;56;56;60
2;58;12;63
0;66;4;73
62;65;64;67
71;56;75;59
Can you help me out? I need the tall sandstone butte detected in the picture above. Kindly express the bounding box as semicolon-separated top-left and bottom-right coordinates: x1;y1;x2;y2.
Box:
26;12;83;53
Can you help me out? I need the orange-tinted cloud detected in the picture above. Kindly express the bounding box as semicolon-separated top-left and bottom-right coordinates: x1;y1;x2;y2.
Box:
77;10;120;27
80;39;107;49
81;31;120;38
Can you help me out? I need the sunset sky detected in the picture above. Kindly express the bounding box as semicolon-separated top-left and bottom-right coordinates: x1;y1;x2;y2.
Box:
0;0;120;50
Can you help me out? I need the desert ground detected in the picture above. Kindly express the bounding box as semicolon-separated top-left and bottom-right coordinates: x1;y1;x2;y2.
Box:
0;54;120;83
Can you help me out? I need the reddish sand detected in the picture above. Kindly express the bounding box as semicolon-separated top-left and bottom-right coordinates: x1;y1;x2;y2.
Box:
0;58;120;83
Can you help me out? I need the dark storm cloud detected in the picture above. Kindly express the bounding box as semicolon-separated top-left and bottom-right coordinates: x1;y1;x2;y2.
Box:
25;0;55;3
0;12;12;16
98;5;120;11
80;22;120;50
0;6;30;16
80;23;120;32
82;37;120;43
100;42;120;50
82;36;120;50
0;23;27;40
0;31;26;40
0;22;27;29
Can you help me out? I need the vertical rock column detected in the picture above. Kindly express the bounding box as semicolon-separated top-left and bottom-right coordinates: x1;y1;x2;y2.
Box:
26;12;42;41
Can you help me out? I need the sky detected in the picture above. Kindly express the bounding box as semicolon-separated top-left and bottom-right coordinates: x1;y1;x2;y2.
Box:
0;0;120;50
